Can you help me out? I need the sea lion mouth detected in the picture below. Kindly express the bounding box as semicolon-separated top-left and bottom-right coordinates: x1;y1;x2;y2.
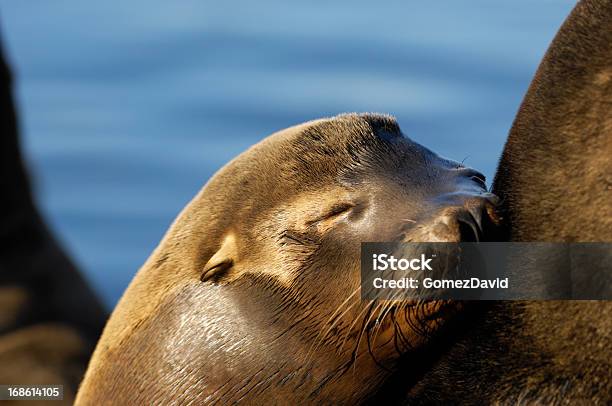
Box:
345;299;461;371
364;300;459;342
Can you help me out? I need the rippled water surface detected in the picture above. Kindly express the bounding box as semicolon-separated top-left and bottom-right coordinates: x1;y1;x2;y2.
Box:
0;1;575;306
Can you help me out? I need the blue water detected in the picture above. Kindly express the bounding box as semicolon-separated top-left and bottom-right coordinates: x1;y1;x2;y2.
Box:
0;1;575;307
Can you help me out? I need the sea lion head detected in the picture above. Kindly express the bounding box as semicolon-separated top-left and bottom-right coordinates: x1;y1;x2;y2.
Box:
77;113;499;404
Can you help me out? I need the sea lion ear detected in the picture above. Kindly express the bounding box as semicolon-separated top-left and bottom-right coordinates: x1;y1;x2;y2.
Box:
201;234;238;282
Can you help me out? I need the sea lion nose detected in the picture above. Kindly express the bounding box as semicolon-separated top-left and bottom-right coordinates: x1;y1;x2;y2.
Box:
451;193;501;242
406;193;500;242
458;193;500;241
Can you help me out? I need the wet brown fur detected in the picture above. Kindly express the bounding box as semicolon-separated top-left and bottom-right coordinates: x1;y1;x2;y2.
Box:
76;113;493;404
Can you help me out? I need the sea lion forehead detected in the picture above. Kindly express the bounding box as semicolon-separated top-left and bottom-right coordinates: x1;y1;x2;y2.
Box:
277;112;404;166
267;112;402;146
209;113;405;191
197;113;406;218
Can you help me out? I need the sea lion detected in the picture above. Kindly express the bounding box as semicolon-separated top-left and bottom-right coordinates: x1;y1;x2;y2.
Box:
0;40;107;404
373;0;611;403
76;113;498;404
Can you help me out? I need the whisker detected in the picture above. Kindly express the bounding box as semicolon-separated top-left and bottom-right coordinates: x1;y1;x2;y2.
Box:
337;300;376;356
391;307;411;353
346;301;376;367
366;320;392;372
371;290;404;344
306;286;361;363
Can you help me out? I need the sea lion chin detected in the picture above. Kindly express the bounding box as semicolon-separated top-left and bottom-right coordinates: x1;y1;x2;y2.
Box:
76;113;498;405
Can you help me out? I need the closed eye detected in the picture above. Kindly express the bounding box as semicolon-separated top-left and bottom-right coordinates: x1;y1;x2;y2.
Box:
307;203;354;225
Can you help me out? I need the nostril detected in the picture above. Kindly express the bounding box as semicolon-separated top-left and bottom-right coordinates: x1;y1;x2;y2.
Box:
458;218;480;242
458;168;488;189
464;194;503;241
470;175;487;189
402;193;501;243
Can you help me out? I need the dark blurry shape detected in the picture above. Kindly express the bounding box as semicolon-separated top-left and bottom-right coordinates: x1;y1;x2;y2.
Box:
0;39;106;404
375;0;611;403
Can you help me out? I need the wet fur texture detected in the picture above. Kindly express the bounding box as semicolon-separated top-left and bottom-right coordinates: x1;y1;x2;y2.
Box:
76;113;494;404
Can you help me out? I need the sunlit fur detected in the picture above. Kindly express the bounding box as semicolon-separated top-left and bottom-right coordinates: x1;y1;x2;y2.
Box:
77;113;494;404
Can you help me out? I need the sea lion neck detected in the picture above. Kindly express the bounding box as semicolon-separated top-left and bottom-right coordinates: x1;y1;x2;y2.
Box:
79;281;394;404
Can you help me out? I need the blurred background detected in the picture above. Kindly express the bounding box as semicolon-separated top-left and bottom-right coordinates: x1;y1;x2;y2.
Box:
0;0;575;307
